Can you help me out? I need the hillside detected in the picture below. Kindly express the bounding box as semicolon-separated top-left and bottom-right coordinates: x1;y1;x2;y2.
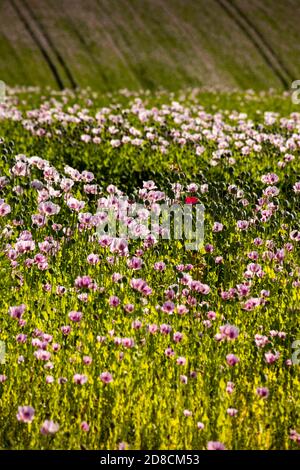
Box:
0;0;299;91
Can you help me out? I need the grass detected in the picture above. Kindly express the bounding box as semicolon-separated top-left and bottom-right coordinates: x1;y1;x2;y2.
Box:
0;0;299;91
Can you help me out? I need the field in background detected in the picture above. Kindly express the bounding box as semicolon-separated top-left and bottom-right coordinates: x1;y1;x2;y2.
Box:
0;0;300;91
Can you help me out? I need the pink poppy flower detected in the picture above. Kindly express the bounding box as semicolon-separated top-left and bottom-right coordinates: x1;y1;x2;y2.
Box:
226;354;239;366
207;441;226;450
40;420;60;435
100;372;113;384
17;406;35;423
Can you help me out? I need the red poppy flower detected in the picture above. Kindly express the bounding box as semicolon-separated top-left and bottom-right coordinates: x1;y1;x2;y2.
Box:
185;196;199;204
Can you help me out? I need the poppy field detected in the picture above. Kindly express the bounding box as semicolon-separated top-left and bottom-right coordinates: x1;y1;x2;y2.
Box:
0;87;299;450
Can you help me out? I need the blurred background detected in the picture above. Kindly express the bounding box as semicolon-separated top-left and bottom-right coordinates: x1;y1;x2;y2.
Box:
0;0;300;91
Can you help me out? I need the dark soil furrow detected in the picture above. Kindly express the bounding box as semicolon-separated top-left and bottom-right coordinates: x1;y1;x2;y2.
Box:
216;0;291;88
23;0;77;89
10;0;64;89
